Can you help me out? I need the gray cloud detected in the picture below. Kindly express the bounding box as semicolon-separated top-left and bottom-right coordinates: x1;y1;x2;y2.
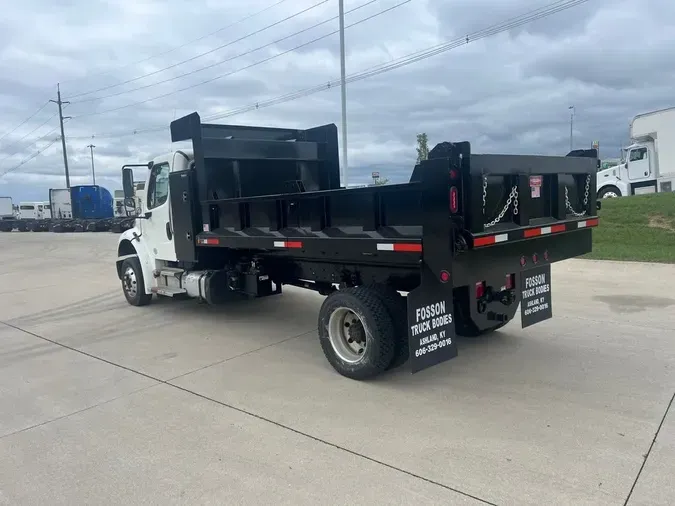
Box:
1;0;674;199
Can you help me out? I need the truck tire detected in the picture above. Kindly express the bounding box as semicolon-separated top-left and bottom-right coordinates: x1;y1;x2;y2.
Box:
368;284;409;370
318;286;396;380
598;186;621;199
120;257;152;307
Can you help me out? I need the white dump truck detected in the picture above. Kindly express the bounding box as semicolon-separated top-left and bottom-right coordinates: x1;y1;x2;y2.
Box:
597;107;675;198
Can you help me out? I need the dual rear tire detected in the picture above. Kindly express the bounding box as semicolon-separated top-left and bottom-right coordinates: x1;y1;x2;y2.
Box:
318;285;408;380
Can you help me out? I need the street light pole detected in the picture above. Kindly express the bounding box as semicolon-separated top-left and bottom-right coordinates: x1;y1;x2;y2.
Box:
568;105;575;151
87;144;96;185
338;0;348;187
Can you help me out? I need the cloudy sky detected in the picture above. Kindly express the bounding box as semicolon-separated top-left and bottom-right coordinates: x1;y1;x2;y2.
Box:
0;0;673;201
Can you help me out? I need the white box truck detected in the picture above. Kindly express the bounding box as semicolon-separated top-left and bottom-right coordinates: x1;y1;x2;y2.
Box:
597;106;675;198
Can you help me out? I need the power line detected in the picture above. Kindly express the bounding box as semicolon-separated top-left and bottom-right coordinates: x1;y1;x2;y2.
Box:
204;0;591;120
0;101;51;145
59;0;291;88
70;0;411;119
65;0;329;100
70;0;382;105
0;112;61;165
0;135;61;178
69;0;589;142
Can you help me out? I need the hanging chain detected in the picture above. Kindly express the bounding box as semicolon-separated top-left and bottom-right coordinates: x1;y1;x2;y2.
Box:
565;174;591;217
483;176;518;228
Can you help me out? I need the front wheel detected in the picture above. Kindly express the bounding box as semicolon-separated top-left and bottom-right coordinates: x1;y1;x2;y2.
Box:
598;186;621;199
318;287;396;380
120;257;152;307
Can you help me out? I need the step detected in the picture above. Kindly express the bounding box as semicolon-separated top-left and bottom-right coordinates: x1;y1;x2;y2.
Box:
158;267;184;278
151;286;188;297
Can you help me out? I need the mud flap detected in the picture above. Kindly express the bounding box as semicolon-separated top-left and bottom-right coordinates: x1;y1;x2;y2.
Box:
520;264;553;328
407;267;457;374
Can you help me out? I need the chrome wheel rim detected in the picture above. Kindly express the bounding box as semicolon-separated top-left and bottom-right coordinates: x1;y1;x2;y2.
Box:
123;266;138;298
328;307;367;363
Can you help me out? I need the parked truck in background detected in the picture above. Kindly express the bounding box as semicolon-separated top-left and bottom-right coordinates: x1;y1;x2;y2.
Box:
0;197;14;231
115;112;600;380
597;106;675;198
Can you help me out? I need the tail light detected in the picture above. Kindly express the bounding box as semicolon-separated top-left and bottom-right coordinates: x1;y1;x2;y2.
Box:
475;281;485;299
450;186;459;213
505;273;515;290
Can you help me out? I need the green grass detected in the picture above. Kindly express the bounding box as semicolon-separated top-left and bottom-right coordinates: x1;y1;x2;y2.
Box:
583;192;675;263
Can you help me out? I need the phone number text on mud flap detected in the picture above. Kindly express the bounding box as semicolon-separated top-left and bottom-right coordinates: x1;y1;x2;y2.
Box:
414;337;454;358
523;302;549;316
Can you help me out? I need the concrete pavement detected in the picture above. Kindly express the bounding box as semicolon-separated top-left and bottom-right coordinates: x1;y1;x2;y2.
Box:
0;232;673;505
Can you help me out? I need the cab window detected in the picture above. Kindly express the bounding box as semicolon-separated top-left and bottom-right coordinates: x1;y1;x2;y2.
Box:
629;148;647;162
147;163;170;209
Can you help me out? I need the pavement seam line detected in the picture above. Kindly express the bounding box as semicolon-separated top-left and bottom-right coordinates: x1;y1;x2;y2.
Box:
1;320;497;506
165;329;315;382
0;383;162;441
623;390;675;506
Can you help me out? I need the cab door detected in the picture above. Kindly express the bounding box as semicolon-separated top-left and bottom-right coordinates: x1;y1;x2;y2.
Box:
143;162;177;261
627;147;651;180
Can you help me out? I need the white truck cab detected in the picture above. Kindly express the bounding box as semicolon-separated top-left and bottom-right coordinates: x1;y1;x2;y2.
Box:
597;107;675;198
18;202;40;220
116;151;192;297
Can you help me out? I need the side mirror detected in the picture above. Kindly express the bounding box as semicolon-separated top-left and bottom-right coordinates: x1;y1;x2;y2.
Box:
624;162;628;169
122;168;134;199
123;197;136;208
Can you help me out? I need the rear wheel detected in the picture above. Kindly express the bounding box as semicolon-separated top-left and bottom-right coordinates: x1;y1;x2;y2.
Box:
368;284;409;370
121;257;152;307
318;286;396;380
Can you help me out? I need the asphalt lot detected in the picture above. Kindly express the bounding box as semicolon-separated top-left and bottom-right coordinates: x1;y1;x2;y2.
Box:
0;232;673;506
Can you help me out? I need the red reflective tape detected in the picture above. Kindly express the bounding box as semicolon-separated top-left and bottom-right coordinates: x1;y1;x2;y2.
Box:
285;241;303;249
474;236;496;247
393;243;422;252
551;224;567;233
199;237;219;245
586;218;599;227
523;228;541;238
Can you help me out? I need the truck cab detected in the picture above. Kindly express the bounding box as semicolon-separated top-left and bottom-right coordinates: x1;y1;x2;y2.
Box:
118;151;191;290
596;140;656;198
18;202;38;220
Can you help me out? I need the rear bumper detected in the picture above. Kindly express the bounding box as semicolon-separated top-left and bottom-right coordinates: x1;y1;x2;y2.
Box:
452;227;592;287
450;228;592;334
469;216;598;249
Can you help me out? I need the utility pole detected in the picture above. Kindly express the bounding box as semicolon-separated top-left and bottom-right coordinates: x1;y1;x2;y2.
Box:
568;105;575;152
338;0;348;186
87;144;96;185
50;83;71;188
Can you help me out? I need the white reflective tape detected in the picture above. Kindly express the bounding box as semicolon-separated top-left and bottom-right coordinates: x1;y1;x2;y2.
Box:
540;226;552;234
376;243;395;251
577;221;587;228
273;241;285;247
494;234;509;243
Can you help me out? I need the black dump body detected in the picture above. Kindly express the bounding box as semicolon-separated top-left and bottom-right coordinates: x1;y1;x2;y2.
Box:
168;112;598;275
167;112;598;371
